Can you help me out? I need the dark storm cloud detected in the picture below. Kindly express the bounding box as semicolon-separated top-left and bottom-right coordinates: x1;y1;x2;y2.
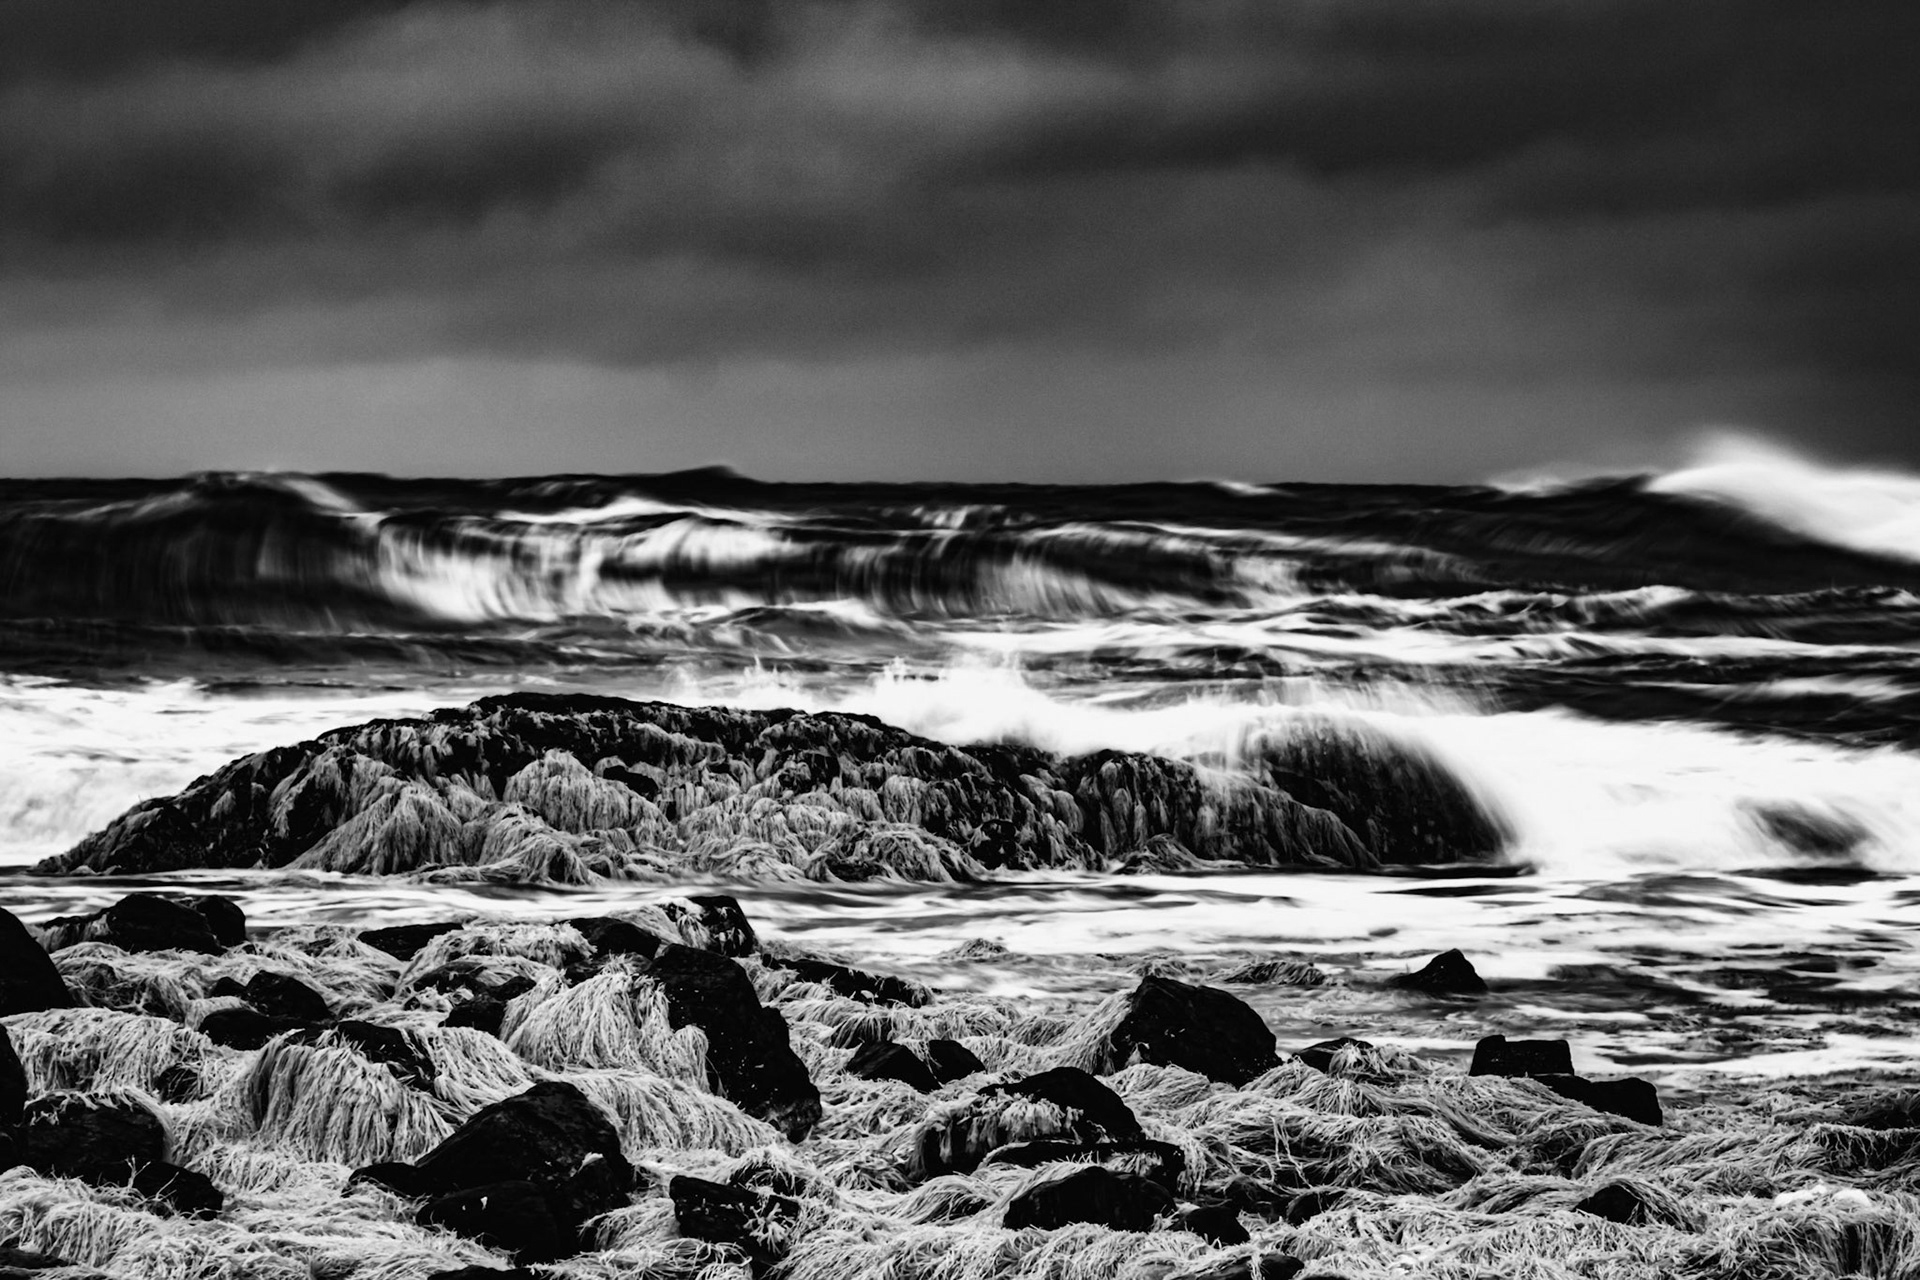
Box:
0;0;1915;476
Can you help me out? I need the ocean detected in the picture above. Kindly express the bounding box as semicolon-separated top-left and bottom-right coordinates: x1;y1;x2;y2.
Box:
3;442;1920;1278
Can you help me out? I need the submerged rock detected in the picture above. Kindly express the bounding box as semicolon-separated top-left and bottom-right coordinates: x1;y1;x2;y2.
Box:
1104;975;1280;1085
1003;1165;1174;1231
0;908;72;1015
42;694;1507;882
1387;949;1487;996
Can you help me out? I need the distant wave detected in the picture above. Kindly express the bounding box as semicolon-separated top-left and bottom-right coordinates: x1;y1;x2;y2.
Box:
1647;433;1920;567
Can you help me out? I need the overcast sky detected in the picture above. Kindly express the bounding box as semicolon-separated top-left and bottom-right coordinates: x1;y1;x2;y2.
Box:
1;0;1915;482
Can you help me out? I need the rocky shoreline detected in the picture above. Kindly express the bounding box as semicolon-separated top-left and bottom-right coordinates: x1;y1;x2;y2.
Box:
5;890;1918;1280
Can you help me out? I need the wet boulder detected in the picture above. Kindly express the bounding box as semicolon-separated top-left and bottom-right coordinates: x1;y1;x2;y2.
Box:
0;908;74;1015
764;954;930;1007
130;1160;224;1218
418;1180;567;1263
1470;1034;1573;1078
1295;1038;1374;1076
242;971;332;1025
918;1068;1144;1180
847;1041;939;1093
1387;949;1487;996
188;896;247;948
1003;1166;1174;1232
670;1174;800;1275
983;1138;1186;1191
1104;975;1279;1085
96;894;226;955
1537;1074;1663;1126
638;944;822;1140
16;1093;167;1183
442;994;510;1036
199;1007;307;1051
410;1082;633;1230
323;1021;437;1091
1180;1201;1251;1246
359;921;464;961
1;1025;25;1127
996;1068;1143;1141
924;1038;985;1084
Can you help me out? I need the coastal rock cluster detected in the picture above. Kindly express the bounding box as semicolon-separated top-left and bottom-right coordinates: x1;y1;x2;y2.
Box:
38;694;1508;882
4;893;1917;1280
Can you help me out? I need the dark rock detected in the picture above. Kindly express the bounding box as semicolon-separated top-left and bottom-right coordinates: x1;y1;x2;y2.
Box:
1221;1174;1291;1217
97;894;225;956
1537;1074;1663;1126
668;894;758;957
0;908;74;1015
327;1020;436;1090
198;1007;305;1051
186;896;246;948
426;1270;540;1280
924;1038;985;1084
347;1161;431;1198
1;1026;25;1127
130;1160;223;1218
566;916;665;962
1295;1038;1374;1075
1285;1187;1348;1225
638;944;821;1140
418;1180;567;1263
443;994;509;1036
1003;1166;1174;1232
1387;949;1486;996
1180;1201;1250;1245
670;1173;800;1275
1574;1181;1655;1225
411;1081;634;1230
765;954;929;1007
1470;1034;1573;1078
996;1067;1143;1141
1173;1258;1307;1280
16;1093;166;1183
150;1062;204;1104
358;921;464;961
208;976;248;1001
1105;975;1279;1086
242;971;331;1025
846;1041;938;1093
982;1139;1186;1191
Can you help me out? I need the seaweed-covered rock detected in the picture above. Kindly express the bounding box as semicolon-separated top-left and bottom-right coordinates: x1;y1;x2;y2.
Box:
1104;975;1279;1085
983;1138;1186;1191
847;1041;939;1093
41;694;1506;881
916;1068;1144;1179
199;1007;305;1050
639;944;822;1140
670;1174;800;1275
1180;1201;1251;1245
997;1068;1143;1141
1003;1166;1174;1231
16;1093;167;1183
325;1021;437;1090
442;994;510;1036
666;894;758;956
1470;1034;1573;1078
1;1026;25;1127
924;1038;985;1084
1285;1187;1348;1225
1387;949;1486;996
1294;1038;1373;1075
0;909;72;1015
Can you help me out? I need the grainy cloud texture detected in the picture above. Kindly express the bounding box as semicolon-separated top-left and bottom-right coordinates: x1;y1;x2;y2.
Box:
1;0;1915;479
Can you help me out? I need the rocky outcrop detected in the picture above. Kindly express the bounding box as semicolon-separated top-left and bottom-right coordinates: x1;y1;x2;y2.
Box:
1469;1034;1573;1078
41;694;1507;883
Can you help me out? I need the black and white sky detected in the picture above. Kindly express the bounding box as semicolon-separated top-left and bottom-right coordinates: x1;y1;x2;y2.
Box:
1;0;1915;481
